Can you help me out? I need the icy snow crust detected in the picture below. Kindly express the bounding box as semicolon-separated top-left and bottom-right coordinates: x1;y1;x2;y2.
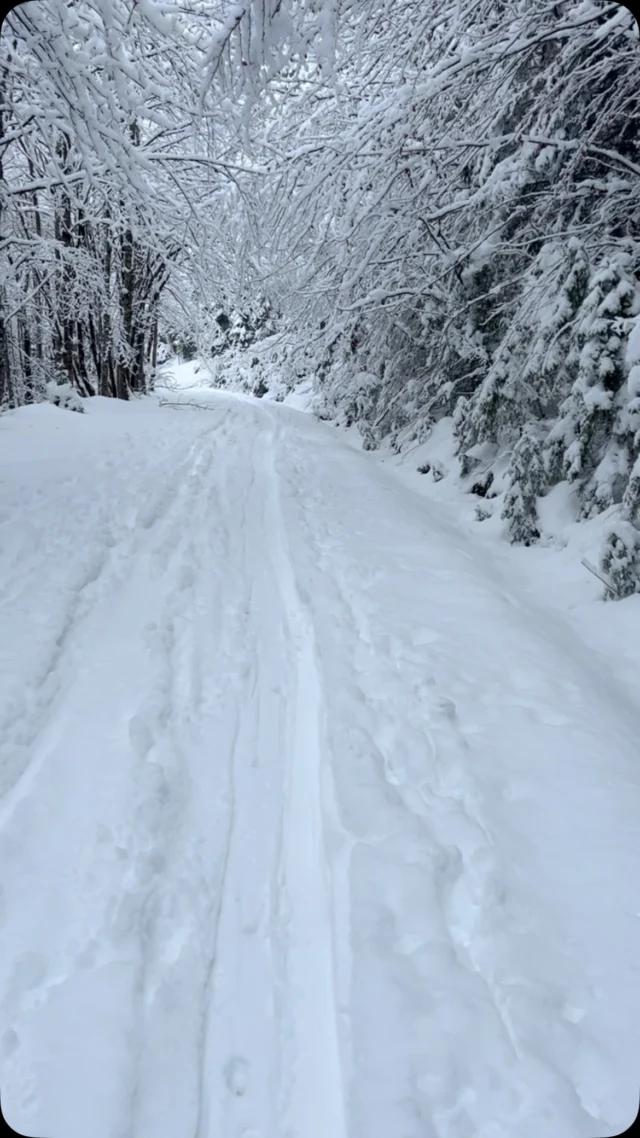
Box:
0;364;639;1138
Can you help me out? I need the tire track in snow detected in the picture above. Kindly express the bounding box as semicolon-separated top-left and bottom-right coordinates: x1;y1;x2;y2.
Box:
262;418;348;1138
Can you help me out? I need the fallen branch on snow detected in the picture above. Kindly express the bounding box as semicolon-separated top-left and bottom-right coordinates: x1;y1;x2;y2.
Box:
580;556;620;598
158;398;219;411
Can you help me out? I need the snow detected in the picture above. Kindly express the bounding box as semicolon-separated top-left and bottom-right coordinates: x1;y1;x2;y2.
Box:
626;318;640;368
1;362;640;1137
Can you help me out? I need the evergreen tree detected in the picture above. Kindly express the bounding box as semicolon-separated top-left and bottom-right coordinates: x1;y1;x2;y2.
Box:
550;260;637;518
600;522;640;601
502;425;546;545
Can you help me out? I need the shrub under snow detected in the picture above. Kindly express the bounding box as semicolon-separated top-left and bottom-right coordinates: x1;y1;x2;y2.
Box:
45;382;85;413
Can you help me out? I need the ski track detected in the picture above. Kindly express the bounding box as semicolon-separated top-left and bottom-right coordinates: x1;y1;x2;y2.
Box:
0;388;639;1138
195;412;346;1138
262;419;347;1138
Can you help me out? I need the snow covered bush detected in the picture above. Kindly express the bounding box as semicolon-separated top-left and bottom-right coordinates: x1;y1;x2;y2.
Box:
207;301;277;361
311;359;384;437
600;522;640;601
45;382;85;414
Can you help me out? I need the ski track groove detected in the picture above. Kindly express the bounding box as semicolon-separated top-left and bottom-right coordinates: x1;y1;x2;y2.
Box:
194;410;348;1138
193;448;264;1138
262;416;348;1138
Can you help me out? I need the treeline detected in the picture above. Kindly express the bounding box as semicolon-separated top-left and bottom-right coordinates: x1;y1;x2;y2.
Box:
248;0;640;594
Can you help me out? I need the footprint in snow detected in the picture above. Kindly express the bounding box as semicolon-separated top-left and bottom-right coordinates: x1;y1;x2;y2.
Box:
537;707;571;727
7;953;48;1009
128;714;155;758
0;1028;19;1059
224;1056;249;1097
434;695;457;722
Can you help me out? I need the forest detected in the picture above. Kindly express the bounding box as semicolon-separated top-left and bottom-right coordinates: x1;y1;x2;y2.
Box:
1;0;639;592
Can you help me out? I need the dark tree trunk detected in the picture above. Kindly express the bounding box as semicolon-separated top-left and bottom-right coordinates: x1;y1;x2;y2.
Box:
20;316;34;403
0;311;12;409
54;133;76;388
75;321;94;397
118;219;134;399
0;62;12;407
151;317;158;380
99;205;114;397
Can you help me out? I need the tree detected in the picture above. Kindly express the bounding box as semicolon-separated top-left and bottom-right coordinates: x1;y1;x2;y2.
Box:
502;425;546;545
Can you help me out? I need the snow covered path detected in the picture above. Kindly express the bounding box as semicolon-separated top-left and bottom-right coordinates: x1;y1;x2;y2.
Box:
0;380;639;1138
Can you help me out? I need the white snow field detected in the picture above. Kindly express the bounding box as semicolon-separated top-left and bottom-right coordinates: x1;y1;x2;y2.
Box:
0;363;639;1138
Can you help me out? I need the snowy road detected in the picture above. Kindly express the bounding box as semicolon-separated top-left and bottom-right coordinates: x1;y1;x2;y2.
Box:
0;379;639;1138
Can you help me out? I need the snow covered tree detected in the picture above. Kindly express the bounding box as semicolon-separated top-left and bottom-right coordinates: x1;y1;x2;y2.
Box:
502;425;546;545
549;259;638;517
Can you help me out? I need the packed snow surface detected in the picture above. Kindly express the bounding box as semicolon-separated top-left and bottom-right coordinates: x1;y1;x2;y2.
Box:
0;363;639;1138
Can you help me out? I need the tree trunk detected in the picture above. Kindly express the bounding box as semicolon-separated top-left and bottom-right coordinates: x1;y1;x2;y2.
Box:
118;218;134;399
0;60;13;407
54;133;76;388
99;205;114;397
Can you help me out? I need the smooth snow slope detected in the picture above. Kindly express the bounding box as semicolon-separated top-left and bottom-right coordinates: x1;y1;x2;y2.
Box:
0;366;638;1138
